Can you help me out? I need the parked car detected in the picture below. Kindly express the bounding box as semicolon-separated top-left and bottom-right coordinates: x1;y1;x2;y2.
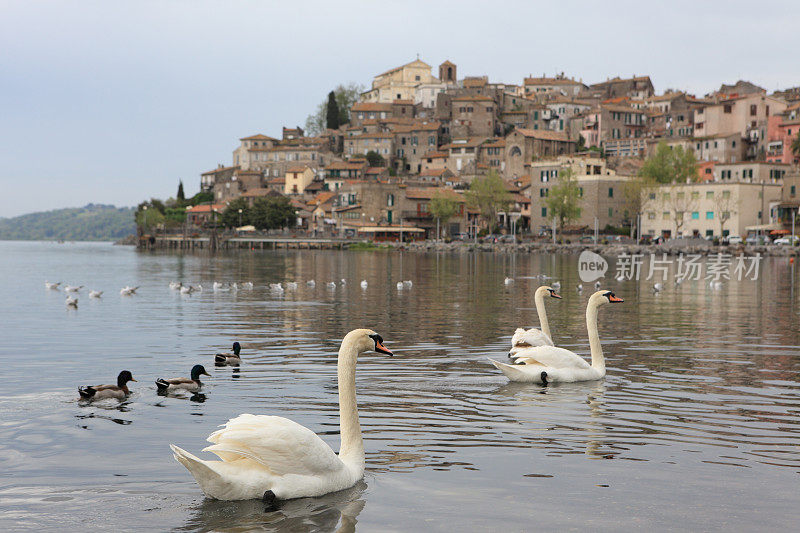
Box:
498;234;517;243
481;234;501;243
773;235;799;245
452;232;469;241
746;234;769;245
723;235;743;244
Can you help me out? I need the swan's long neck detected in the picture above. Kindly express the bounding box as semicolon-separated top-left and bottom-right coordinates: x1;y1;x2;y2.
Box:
337;338;364;469
586;300;605;372
535;290;551;339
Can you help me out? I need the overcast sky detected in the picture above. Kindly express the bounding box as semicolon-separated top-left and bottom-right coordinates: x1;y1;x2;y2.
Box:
2;0;799;217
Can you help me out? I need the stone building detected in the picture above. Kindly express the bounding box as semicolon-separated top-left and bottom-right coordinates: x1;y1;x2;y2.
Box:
505;129;576;178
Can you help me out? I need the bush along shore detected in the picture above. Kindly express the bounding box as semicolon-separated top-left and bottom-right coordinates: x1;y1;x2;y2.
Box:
381;240;800;257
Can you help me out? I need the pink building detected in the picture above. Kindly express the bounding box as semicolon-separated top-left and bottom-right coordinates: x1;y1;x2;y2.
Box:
767;103;800;165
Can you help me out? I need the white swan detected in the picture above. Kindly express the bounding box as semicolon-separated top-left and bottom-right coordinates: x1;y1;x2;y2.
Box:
327;281;336;290
89;290;103;298
504;277;514;285
65;296;78;309
170;329;394;501
45;281;61;290
120;285;139;296
285;282;298;291
65;285;83;293
396;282;403;290
492;290;623;383
306;280;316;288
241;282;254;290
360;280;368;289
508;285;560;361
403;280;412;288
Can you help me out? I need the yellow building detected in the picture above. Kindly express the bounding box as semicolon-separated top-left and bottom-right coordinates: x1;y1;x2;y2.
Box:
284;165;316;196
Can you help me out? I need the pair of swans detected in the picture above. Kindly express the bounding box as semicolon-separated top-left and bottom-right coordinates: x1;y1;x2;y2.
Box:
493;286;623;384
171;329;393;502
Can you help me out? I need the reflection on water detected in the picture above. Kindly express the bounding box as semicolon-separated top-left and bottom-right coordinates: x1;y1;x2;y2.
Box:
178;482;367;533
0;241;799;530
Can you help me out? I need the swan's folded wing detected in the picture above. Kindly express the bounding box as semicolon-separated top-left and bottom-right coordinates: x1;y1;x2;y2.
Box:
513;346;590;369
512;328;554;348
202;414;342;477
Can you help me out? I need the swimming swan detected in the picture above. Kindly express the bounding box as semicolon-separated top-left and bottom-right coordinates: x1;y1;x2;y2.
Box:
492;290;623;383
508;285;561;361
170;329;394;501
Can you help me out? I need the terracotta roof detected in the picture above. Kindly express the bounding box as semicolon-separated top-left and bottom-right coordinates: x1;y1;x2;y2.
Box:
463;77;488;87
366;167;388;174
423;151;448;159
187;204;226;213
440;137;488;149
201;165;238;175
309;191;336;205
390;121;440;133
267;177;285;184
304;181;325;191
347;132;394;140
482;139;506;148
514;129;572;142
524;77;582;86
393;99;414;105
240;134;278;141
286;165;310;173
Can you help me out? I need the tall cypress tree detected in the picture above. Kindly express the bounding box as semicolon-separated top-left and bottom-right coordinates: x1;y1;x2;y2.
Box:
325;91;340;130
177;180;185;201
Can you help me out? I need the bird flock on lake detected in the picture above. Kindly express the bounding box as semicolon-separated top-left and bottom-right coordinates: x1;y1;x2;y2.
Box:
51;269;729;505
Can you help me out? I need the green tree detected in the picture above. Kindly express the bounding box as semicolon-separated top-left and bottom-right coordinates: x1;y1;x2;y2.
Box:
640;141;698;184
325;91;340;130
429;192;460;240
220;197;251;228
465;170;510;233
251;196;296;230
189;191;214;206
305;83;365;135
177;181;185;202
365;150;385;167
545;168;582;230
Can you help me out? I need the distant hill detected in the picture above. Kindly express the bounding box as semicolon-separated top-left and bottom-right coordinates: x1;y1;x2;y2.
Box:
0;204;136;241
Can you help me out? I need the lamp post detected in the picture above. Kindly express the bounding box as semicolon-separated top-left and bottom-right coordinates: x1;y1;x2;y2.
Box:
142;205;148;233
238;208;243;228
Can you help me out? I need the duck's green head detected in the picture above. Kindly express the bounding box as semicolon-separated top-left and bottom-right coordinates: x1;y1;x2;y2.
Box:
117;370;136;387
232;342;241;356
191;365;210;380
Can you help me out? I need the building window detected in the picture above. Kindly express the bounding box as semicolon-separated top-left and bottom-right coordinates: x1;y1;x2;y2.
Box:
792;185;796;197
387;194;394;207
541;207;547;217
706;191;713;199
539;188;548;197
648;212;656;220
663;211;670;220
579;187;584;198
691;211;699;219
608;207;613;217
722;190;731;199
706;211;714;220
691;191;700;200
608;187;614;198
750;104;757;116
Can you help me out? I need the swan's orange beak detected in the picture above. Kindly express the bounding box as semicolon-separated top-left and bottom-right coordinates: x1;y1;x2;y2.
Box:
375;341;393;356
551;292;562;299
609;295;624;302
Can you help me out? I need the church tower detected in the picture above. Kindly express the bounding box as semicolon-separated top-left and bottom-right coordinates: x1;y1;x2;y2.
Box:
439;60;456;83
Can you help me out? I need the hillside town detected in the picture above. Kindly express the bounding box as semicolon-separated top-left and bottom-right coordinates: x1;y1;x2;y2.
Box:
191;58;800;243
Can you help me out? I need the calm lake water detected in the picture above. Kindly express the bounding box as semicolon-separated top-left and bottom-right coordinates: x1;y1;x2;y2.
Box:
1;240;799;531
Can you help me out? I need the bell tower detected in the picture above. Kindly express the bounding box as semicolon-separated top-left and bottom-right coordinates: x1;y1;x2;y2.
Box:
439;60;456;83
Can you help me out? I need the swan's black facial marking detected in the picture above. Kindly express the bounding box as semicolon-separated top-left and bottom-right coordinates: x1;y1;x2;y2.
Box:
369;333;393;356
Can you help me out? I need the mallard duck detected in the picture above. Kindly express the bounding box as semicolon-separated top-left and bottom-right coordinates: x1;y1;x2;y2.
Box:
215;342;242;365
156;365;210;393
78;370;136;400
